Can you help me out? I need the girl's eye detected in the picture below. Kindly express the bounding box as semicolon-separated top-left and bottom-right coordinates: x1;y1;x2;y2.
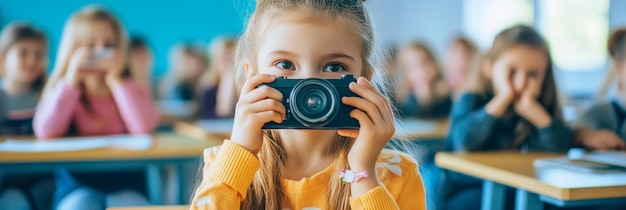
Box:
324;63;346;72
528;71;539;78
276;60;295;70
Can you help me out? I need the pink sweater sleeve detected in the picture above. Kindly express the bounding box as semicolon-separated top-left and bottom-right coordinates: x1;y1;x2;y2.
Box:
112;79;159;134
33;82;81;139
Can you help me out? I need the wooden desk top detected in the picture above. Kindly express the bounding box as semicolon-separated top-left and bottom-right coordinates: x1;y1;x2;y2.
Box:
0;133;223;163
175;118;449;141
107;205;188;210
435;151;626;200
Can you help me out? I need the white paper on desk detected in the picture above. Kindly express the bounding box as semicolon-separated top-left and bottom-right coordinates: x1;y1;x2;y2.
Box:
0;134;153;152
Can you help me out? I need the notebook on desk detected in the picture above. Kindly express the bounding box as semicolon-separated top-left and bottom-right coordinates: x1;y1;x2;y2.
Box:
534;149;626;173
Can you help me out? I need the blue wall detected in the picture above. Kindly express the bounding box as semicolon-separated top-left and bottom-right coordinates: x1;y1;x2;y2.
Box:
0;0;252;77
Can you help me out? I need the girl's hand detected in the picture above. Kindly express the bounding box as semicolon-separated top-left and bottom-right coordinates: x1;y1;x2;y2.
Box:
103;49;126;88
486;68;515;117
492;67;515;102
339;77;395;167
65;47;94;87
514;91;552;128
576;128;626;150
229;74;286;154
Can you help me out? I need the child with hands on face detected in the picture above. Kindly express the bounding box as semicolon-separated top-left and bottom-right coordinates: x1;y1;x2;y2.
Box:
190;0;426;209
33;6;158;210
441;25;573;210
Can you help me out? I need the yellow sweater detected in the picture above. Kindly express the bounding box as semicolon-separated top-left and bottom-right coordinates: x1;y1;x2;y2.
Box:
191;140;426;209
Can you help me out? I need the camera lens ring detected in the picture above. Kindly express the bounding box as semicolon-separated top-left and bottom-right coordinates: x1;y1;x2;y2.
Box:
289;78;339;127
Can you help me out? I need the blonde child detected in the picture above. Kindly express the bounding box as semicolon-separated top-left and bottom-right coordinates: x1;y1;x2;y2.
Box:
442;25;572;210
0;21;49;210
190;0;426;209
444;36;479;98
198;36;238;119
32;6;158;210
573;28;626;150
160;43;207;101
396;42;452;118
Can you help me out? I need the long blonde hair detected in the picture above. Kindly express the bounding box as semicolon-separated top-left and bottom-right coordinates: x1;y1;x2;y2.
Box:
42;5;130;97
598;27;626;98
464;25;563;147
234;0;392;209
0;21;48;91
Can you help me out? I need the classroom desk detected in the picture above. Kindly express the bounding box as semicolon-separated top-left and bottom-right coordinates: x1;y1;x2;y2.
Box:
0;133;223;205
435;151;626;210
175;118;449;141
107;205;188;210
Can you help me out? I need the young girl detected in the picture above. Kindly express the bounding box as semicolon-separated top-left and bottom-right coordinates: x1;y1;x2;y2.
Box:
396;42;452;118
573;28;626;150
0;22;47;135
444;36;479;98
160;43;207;102
441;25;573;210
191;0;426;209
33;6;158;210
0;21;49;210
198;36;238;119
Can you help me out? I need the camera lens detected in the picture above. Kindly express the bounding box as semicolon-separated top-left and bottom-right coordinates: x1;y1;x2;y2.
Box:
290;78;339;127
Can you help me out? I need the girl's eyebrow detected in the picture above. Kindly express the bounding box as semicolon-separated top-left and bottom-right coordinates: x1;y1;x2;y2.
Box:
322;53;355;61
269;50;297;57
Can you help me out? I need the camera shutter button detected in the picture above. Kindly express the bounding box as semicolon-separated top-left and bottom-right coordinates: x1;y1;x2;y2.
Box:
340;74;355;79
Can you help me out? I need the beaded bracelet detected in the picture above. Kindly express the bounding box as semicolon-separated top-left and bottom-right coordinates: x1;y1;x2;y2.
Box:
340;169;368;183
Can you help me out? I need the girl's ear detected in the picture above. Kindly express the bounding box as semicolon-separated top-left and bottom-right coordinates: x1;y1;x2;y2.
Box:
481;59;493;80
244;62;255;78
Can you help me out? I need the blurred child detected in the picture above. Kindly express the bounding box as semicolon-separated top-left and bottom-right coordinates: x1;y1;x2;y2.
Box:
198;36;238;119
396;42;452;118
160;43;207;102
573;27;626;150
442;25;573;210
0;22;47;135
444;36;479;98
33;6;158;210
0;21;50;210
129;35;157;98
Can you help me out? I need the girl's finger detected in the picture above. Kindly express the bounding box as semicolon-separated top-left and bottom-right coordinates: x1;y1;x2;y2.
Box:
348;82;387;122
337;130;359;138
349;109;373;128
240;74;276;95
256;110;285;124
357;77;394;121
342;96;382;124
246;98;287;119
240;85;283;104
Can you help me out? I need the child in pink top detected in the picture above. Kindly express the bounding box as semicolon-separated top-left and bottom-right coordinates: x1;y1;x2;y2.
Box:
32;5;158;210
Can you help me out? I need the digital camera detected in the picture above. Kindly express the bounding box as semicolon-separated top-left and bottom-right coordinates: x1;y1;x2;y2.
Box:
261;74;360;129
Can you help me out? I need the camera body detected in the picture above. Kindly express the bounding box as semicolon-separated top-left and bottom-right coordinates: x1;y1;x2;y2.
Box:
261;74;360;129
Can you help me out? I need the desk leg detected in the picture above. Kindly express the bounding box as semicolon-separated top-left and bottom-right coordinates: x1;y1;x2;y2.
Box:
482;180;505;210
174;163;185;204
146;164;163;205
516;189;543;210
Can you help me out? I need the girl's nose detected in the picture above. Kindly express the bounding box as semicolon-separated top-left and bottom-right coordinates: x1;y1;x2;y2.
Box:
514;74;528;93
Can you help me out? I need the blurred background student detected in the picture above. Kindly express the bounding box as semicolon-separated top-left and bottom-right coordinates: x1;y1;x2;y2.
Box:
396;42;452;118
33;6;158;210
0;21;55;210
198;35;238;119
574;27;626;151
159;42;207;102
444;36;479;99
129;35;157;99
